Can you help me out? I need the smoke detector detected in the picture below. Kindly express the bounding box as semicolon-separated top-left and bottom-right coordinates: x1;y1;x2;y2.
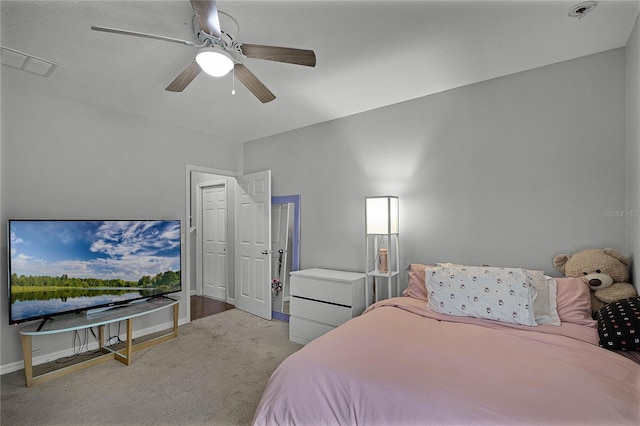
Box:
568;1;597;19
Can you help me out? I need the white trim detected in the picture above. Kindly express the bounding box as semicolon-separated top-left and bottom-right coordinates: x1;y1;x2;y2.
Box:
185;164;241;177
188;227;198;298
185;164;239;323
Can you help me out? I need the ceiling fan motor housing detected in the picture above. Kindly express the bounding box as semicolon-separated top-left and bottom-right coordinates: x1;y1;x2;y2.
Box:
193;15;231;49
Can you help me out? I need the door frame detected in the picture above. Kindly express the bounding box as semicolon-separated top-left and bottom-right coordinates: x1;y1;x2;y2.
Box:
195;180;228;299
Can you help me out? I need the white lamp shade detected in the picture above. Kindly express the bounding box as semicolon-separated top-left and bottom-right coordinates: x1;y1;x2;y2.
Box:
366;196;399;235
196;47;234;77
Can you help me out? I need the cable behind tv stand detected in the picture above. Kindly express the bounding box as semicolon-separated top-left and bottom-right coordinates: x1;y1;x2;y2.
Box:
19;297;179;387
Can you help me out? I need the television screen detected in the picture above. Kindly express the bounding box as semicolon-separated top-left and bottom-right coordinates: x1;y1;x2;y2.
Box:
8;220;182;325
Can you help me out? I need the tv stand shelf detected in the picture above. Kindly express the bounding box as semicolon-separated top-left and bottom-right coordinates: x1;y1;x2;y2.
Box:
19;297;179;387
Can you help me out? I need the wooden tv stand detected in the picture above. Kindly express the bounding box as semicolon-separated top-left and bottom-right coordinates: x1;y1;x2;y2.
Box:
19;297;179;387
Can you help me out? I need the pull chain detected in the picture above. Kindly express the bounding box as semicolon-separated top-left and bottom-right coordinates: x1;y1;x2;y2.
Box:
231;65;236;95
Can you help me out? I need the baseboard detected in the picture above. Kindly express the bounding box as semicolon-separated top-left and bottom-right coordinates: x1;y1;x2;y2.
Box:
0;318;185;376
272;311;290;323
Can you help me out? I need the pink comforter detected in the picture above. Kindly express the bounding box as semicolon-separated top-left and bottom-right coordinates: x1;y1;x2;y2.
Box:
253;297;640;425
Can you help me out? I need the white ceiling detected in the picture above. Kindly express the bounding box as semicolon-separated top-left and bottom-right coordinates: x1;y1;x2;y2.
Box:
2;1;639;143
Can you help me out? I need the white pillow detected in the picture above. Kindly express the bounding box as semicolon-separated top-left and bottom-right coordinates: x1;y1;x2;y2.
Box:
425;264;538;326
529;272;561;326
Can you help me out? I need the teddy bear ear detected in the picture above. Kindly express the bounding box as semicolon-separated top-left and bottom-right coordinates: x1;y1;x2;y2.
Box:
553;254;571;272
602;248;629;266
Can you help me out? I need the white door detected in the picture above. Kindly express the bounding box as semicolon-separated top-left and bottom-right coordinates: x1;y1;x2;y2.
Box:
201;183;227;300
235;170;272;319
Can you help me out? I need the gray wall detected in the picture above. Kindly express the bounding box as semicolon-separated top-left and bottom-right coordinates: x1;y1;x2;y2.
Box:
245;48;629;281
0;72;243;369
1;30;637;372
627;13;640;288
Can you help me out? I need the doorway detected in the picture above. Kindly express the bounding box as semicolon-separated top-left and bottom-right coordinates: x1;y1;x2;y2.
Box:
187;166;239;323
271;195;301;321
186;165;272;322
271;202;292;315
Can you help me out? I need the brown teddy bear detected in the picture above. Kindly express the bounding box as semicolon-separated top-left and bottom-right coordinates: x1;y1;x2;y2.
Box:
553;248;638;314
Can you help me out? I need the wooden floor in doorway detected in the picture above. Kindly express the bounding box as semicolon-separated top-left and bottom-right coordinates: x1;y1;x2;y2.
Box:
191;296;235;321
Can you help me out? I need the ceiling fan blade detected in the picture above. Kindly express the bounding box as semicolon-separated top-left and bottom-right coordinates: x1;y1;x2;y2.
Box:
166;60;202;92
238;44;316;67
190;0;222;38
234;63;276;103
91;26;195;46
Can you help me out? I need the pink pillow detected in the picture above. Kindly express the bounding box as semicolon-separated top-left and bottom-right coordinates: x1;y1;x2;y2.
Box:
555;277;597;327
403;264;428;300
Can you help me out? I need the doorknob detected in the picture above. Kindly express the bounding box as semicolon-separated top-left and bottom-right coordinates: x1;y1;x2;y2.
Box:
261;250;269;255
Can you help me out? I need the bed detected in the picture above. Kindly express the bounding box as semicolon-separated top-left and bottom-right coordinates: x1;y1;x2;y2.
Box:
253;264;640;425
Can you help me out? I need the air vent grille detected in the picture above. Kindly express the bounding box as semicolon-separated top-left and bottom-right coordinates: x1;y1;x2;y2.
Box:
0;46;57;77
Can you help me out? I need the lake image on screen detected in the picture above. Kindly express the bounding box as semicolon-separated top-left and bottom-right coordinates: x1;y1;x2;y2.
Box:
9;220;181;323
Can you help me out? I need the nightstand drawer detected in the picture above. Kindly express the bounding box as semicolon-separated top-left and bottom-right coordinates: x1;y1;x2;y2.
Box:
290;269;366;307
289;316;335;345
291;276;353;306
290;296;352;327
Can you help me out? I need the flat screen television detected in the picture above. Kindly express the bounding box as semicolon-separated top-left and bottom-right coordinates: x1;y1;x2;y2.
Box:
7;220;182;325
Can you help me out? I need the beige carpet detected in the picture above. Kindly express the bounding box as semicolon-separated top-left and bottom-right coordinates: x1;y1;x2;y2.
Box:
1;309;302;426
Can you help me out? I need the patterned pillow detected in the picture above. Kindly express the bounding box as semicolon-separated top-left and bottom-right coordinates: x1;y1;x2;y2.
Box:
425;264;537;326
596;297;640;351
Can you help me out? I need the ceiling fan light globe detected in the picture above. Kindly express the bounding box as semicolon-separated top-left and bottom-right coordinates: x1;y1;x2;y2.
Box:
196;48;234;77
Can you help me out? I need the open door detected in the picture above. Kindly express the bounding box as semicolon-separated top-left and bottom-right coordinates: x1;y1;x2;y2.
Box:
235;170;272;319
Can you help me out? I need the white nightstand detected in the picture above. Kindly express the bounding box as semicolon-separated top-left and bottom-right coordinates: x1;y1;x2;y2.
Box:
289;268;366;345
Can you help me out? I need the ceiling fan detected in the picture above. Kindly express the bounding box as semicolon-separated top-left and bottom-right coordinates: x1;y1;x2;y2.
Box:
91;0;316;103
